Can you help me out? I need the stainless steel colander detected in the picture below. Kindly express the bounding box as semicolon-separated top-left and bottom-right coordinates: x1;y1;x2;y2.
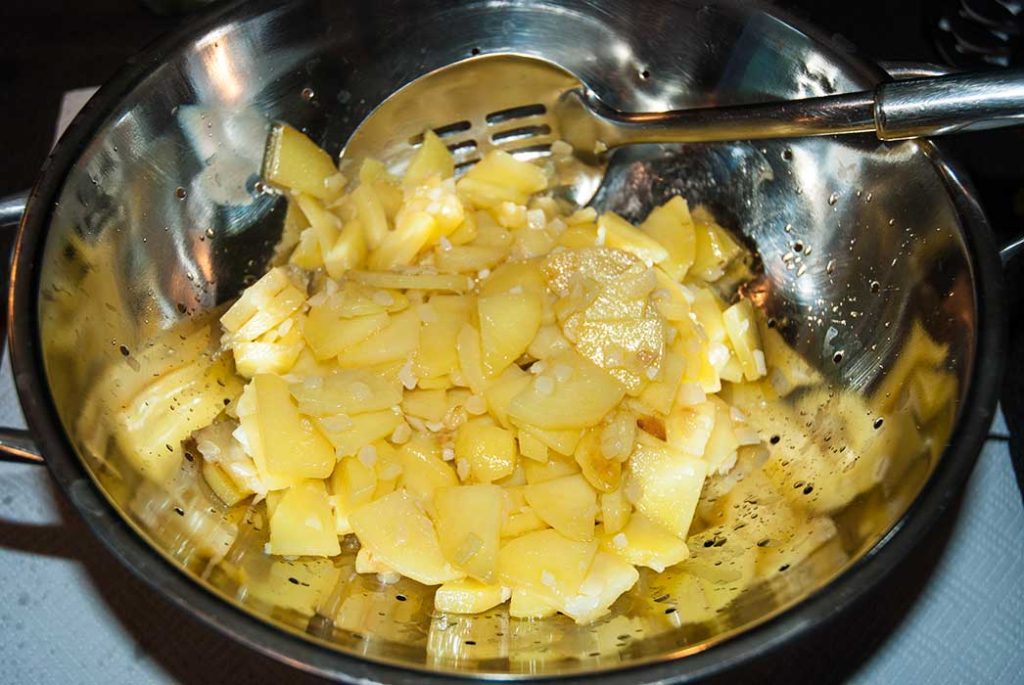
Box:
1;0;1007;682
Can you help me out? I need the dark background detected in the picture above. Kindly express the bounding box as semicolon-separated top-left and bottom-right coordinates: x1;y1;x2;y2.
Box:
0;0;1020;682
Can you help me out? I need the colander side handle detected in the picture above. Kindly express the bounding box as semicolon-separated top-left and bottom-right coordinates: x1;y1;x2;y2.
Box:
0;191;44;466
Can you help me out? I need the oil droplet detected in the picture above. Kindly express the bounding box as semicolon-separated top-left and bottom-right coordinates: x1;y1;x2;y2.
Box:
888;218;896;226
175;187;187;200
119;345;130;357
865;192;873;202
253;180;266;194
301;87;316;101
826;259;836;275
784;223;793;233
205;227;215;239
873;417;884;429
827;192;839;206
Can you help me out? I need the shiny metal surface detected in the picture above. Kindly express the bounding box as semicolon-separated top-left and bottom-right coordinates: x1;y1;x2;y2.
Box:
10;0;996;680
0;429;43;464
876;69;1024;138
0;192;27;229
350;54;1024;206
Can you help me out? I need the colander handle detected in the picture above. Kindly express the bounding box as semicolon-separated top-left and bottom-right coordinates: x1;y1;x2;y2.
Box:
0;191;44;466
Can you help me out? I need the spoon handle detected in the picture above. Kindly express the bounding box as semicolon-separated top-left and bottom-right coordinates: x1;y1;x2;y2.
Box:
875;69;1024;139
562;69;1024;151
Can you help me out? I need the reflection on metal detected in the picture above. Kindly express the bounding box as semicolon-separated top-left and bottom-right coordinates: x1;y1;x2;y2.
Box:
33;0;976;678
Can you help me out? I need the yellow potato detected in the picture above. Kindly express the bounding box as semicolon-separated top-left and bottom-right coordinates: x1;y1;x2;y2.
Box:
350;490;464;585
640;196;696;280
269;479;341;557
478;290;543;376
434;579;510;614
455;420;517;483
404;130;455;186
524;474;598;541
251;373;335;480
626;434;707;538
508;350;626;430
434;484;504;582
264;123;340;200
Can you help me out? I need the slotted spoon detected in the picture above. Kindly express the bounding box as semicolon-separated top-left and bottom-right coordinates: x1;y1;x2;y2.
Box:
341;53;1024;205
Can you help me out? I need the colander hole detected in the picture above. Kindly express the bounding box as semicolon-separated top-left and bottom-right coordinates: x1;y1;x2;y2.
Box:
486;103;547;125
640;69;651;79
408;120;471;146
446;139;478;154
507;142;553;161
492;124;552;144
470;46;481;55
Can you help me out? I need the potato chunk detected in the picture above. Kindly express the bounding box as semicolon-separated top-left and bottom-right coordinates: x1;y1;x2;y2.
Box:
434;484;504;582
269;479;341;557
350;490;464;585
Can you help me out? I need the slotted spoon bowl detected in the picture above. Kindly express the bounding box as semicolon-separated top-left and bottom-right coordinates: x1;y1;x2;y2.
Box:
342;52;1024;206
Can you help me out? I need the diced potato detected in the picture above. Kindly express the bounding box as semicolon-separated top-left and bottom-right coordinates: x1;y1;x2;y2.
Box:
434;579;510;614
640;196;696;280
233;322;304;378
323;218;368;277
559;551;639;624
303;310;388;361
290;369;402;416
573;429;623;492
264;124;340;200
598;212;669;266
524;474;598;541
703;397;740;475
414;295;470;380
455;324;488;395
404;130;455;186
350;490;464;585
336;309;420;368
221;267;306;343
115;356;242;483
508;350;626;430
250;374;335;481
316;408;402;457
516;423;583;456
434;484;504;581
690;207;743;282
269;479;341;557
330;456;377;535
482;365;531;427
435;245;509;274
517;430;549;463
352;183;389;250
510;588;558;619
455;421;517;483
497;529;596;601
398;435;457;504
463;150;547;196
666;400;716;457
626;435;707;538
758;320;820;396
479;259;548;299
523;456;581;484
350;270;472;293
723;299;765;381
601;512;689;572
600;489;631;535
402;388;448;422
478;290;543;376
202;460;248;506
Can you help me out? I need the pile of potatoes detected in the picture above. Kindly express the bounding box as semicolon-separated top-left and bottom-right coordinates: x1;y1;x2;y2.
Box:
117;123;933;626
